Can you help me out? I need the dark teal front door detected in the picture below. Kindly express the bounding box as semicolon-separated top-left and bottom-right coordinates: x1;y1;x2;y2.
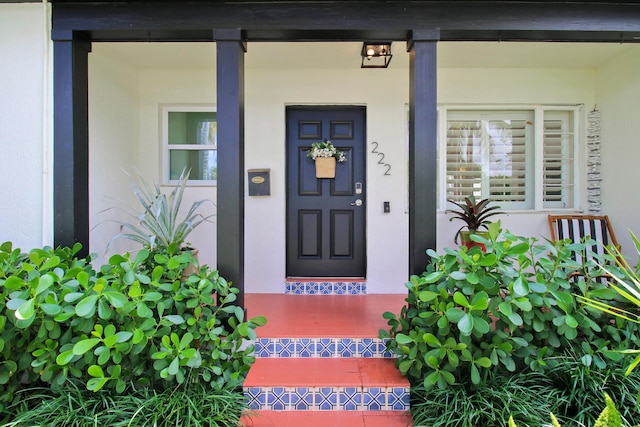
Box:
286;106;367;277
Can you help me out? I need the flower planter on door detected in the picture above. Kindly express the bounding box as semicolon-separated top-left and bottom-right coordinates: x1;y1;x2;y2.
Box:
315;157;336;178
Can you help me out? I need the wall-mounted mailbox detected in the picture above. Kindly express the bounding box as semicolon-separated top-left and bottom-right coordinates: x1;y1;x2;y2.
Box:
248;169;270;196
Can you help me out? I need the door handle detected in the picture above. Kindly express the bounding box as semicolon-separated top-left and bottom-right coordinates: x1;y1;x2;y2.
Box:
351;199;363;207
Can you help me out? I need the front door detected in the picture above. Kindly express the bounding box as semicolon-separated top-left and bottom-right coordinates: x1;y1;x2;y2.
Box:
286;106;366;277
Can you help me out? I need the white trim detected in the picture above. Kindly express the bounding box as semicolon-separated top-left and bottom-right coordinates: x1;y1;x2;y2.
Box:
438;103;582;211
159;103;217;186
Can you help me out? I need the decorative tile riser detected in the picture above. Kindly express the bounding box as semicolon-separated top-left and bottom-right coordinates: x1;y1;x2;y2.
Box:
244;386;409;411
285;281;366;295
255;337;393;358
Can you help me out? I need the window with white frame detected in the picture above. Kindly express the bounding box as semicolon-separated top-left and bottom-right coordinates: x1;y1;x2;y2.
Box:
441;107;577;210
162;105;217;184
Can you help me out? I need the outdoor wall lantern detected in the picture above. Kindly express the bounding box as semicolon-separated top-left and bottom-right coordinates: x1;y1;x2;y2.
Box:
361;42;393;68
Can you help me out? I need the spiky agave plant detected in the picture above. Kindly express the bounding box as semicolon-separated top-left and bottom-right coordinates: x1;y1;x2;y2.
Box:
112;168;215;255
578;231;640;376
446;196;504;243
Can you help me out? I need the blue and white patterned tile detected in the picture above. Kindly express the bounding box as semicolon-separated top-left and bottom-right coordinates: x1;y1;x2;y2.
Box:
357;338;376;358
339;387;361;411
291;387;315;410
265;387;290;411
317;338;335;358
307;282;319;295
318;281;333;294
295;282;307;294
334;281;348;295
389;387;410;411
362;387;387;411
316;387;339;410
337;338;357;358
273;338;295;358
254;338;271;358
381;338;395;358
244;387;266;410
297;338;316;358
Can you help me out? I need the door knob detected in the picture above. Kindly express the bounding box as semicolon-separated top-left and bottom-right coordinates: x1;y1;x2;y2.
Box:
351;199;363;207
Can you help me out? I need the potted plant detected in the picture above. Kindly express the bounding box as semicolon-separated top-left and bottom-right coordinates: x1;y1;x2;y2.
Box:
307;140;346;178
446;196;503;249
109;168;214;276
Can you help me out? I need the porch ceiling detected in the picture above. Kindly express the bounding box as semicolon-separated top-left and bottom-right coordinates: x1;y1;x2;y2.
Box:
93;41;637;70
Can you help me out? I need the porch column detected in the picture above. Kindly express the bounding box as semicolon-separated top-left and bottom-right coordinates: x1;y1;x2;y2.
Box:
408;30;439;275
52;31;91;256
214;30;246;308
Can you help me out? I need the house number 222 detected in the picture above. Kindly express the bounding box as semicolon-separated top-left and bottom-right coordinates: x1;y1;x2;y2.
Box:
370;141;391;176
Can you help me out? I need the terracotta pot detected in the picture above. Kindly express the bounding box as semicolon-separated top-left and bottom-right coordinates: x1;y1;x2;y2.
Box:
315;157;336;178
460;231;488;251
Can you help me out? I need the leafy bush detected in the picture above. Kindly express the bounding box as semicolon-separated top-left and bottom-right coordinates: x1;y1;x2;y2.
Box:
380;224;640;389
545;352;640;426
3;378;245;427
0;241;265;417
410;370;565;427
510;392;625;427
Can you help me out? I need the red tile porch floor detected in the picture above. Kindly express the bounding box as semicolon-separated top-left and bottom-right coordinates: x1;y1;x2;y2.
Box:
245;293;406;338
240;294;412;427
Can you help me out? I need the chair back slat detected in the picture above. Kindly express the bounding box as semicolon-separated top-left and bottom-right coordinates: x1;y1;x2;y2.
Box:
548;214;620;271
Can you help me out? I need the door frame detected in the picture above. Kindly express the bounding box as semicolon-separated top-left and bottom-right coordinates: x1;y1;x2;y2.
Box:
285;105;368;278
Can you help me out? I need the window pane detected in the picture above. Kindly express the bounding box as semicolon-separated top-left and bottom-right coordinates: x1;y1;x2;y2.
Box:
168;112;217;146
446;112;532;208
486;119;529;204
446;119;482;201
543;111;574;208
169;149;217;181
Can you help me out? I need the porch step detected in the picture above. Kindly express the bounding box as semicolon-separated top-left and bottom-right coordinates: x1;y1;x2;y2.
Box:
243;294;412;424
240;410;412;426
244;359;410;411
254;337;393;358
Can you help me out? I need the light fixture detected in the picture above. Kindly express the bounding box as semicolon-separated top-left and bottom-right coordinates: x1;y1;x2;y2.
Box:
361;42;393;68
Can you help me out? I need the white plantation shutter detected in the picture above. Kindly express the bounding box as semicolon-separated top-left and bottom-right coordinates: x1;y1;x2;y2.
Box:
446;111;533;209
543;111;574;208
446;119;482;200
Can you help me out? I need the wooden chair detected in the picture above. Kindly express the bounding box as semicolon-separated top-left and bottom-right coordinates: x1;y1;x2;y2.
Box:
547;214;621;281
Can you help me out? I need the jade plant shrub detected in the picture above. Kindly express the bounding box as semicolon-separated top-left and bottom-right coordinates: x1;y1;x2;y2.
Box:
0;241;265;413
380;223;640;389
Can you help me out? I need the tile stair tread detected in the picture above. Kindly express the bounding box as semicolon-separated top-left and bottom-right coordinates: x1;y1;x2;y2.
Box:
240;410;412;426
244;358;408;388
245;293;407;338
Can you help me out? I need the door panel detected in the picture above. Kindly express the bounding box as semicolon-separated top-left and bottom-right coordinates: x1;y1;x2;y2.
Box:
286;106;366;277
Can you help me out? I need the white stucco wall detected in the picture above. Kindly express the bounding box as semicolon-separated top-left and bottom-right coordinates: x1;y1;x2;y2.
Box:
244;66;411;293
86;42;604;293
596;46;640;262
88;46;143;264
0;3;50;250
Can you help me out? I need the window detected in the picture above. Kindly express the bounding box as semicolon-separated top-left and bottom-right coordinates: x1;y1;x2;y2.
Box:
441;107;577;210
162;105;217;184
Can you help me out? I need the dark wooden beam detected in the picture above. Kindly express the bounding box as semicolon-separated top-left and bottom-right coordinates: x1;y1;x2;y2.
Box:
52;31;91;255
50;1;640;43
214;29;246;308
408;30;438;276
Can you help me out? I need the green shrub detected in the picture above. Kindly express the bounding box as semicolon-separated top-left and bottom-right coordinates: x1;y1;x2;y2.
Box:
510;393;625;427
0;241;265;417
380;224;639;389
410;370;565;427
545;352;640;426
3;378;245;427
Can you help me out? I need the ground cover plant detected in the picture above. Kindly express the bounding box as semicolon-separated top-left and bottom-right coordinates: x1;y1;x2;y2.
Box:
381;223;640;426
0;241;265;425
